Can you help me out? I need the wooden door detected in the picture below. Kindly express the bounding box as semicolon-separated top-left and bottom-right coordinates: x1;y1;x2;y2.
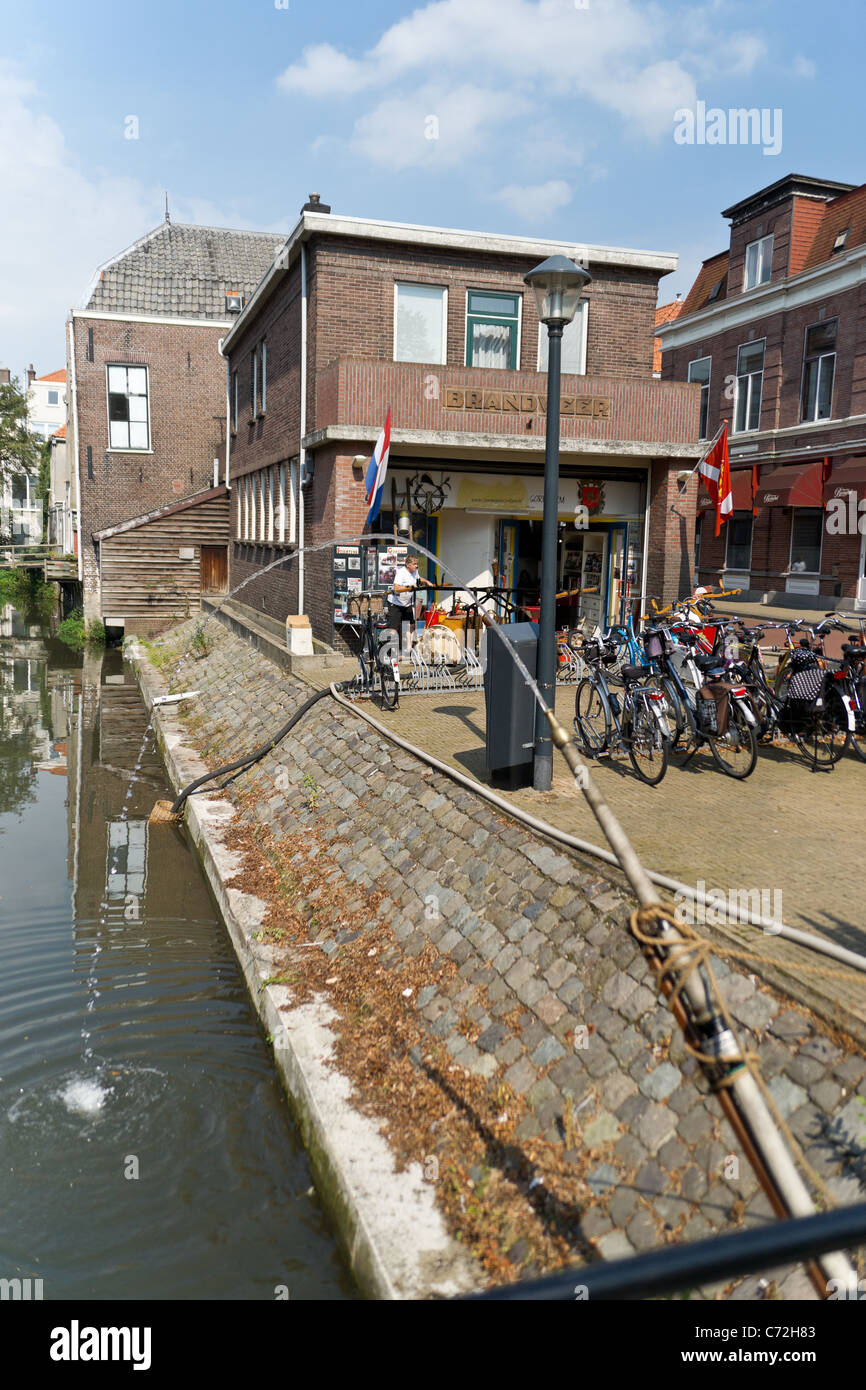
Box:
201;545;228;594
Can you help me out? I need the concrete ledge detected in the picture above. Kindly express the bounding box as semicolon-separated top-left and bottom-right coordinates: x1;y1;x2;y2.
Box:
202;597;347;677
128;639;482;1301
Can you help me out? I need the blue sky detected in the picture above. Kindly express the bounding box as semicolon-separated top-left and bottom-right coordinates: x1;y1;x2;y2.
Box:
0;0;862;377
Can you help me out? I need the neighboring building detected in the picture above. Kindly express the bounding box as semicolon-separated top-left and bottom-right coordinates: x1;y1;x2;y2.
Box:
68;216;285;632
27;368;67;440
654;297;683;376
220;197;703;649
48;425;76;553
658;173;866;610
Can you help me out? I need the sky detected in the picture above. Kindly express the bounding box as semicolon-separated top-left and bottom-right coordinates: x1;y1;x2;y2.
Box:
0;0;862;379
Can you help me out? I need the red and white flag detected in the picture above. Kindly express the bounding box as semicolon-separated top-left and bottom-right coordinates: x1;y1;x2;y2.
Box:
698;423;732;537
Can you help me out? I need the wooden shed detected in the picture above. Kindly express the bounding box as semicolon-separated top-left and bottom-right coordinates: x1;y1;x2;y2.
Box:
93;485;230;635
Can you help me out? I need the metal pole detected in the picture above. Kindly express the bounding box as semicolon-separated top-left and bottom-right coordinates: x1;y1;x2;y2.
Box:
533;320;563;791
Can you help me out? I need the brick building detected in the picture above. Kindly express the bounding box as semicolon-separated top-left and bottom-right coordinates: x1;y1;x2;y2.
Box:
221;198;703;648
68;217;284;632
658;173;866;610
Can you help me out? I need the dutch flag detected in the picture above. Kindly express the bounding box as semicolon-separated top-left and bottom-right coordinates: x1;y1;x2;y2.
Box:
364;409;392;526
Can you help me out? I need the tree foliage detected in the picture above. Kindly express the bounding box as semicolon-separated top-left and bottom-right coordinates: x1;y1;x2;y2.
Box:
0;375;42;489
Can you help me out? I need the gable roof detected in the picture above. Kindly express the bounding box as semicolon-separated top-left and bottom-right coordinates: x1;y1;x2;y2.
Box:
680;251;729;316
82;222;286;320
52;424;66;439
801;182;866;271
37;369;66;383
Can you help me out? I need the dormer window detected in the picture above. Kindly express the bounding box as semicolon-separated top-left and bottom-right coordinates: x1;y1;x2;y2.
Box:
831;228;850;255
225;291;244;314
743;234;773;291
706;279;724;304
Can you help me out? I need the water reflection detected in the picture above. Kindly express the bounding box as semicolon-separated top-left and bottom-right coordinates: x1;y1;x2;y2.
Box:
0;612;353;1300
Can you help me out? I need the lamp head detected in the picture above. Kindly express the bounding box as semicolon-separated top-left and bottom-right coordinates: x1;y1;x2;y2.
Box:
524;254;592;325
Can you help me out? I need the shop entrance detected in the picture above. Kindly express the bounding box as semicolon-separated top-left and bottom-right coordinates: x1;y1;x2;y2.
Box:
498;519;626;630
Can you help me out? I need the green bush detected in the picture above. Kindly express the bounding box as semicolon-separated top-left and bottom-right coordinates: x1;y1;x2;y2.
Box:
57;610;86;649
86;619;106;647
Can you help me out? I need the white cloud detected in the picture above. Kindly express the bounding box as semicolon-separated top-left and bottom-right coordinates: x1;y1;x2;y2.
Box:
278;0;768;156
0;63;271;375
494;179;573;223
792;55;816;79
351;85;528;171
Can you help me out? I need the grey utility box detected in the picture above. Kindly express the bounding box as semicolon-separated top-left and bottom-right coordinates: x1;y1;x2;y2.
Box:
483;621;538;787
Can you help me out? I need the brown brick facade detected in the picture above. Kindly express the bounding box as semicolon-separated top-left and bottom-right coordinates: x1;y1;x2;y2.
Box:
72;316;228;617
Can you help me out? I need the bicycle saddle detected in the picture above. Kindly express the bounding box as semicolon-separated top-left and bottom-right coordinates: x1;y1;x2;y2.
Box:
621;664;651;682
842;643;866;658
693;652;721;671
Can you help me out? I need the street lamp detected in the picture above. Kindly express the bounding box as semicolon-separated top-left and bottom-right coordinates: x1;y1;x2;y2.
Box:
524;254;592;791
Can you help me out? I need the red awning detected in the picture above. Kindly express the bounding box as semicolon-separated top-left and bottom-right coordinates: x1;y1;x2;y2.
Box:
755;460;824;508
697;468;753;512
823;458;866;503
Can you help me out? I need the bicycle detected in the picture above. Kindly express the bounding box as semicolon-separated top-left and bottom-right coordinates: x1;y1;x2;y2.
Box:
642;615;758;779
573;634;671;785
728;622;846;769
342;591;401;709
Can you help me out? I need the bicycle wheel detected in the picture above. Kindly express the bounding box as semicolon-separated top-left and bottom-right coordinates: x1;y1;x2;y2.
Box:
574;677;610;754
799;686;848;765
849;697;866;762
662;678;699;756
379;664;399;710
624;698;669;786
709;700;758;779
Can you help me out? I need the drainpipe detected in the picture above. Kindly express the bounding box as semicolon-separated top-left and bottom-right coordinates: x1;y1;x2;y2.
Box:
219;339;230;490
67;318;83;584
299;242;307;615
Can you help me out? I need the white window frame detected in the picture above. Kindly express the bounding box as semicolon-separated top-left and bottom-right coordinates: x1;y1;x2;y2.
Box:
251;348;258;420
800;319;837;423
687;355;712;440
393;282;448;365
266;467;274;542
106;363;150;452
733;338;765;435
231;370;238;433
261;340;267;414
236;482;243;540
536;300;588;376
743;234;773;291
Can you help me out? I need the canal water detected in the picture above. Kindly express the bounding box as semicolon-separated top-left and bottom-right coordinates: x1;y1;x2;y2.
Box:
0;609;353;1300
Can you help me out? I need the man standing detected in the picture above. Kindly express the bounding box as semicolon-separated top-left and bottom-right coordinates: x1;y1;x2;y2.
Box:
386;554;432;654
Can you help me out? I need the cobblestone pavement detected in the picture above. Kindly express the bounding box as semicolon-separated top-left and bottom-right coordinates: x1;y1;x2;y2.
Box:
150;619;866;1297
383;685;866;963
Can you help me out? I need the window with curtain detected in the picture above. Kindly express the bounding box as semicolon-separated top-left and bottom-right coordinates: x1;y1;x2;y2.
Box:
537;301;587;375
734;340;764;433
801;320;836;422
394;283;447;363
466;291;520;369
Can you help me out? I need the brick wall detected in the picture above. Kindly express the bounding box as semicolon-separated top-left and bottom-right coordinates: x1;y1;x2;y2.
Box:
74;316;227;615
661;281;866;440
646;461;698;603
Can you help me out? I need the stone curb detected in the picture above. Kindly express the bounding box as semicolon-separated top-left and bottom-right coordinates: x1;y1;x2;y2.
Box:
128;640;483;1301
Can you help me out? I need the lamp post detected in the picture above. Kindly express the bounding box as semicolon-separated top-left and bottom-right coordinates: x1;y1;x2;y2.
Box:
524;254;592;791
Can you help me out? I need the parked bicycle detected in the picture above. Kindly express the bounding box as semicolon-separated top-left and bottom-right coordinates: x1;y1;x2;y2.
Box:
726;622;847;769
641;612;758;779
342;591;401;709
573;633;672;785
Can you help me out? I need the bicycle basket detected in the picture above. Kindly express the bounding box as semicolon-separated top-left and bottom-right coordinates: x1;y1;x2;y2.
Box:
644;627;677;660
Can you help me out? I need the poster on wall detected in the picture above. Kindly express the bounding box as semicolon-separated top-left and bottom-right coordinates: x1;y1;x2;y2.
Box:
377;545;408;588
333;544;363;623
